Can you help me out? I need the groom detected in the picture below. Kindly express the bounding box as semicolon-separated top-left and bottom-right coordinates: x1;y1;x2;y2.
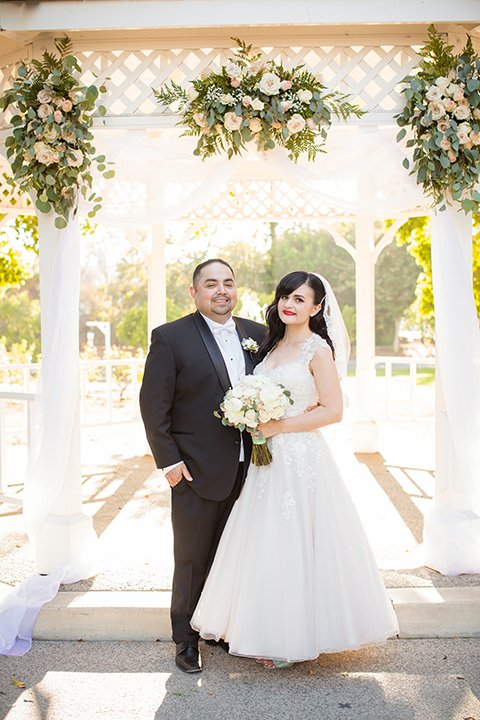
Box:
140;259;267;673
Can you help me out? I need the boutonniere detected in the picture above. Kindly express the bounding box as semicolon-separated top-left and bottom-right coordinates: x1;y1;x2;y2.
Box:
242;337;259;353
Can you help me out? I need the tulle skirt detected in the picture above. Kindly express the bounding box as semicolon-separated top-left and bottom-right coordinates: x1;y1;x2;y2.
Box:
191;430;399;662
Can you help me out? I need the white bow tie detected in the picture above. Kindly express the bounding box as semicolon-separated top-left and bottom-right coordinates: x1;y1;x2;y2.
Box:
212;318;237;336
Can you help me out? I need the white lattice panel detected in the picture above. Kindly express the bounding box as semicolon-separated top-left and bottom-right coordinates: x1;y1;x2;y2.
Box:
0;40;420;129
0;169;32;214
179;179;343;221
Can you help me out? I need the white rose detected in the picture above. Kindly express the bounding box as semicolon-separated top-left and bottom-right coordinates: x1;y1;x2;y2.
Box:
244;409;257;426
38;103;52;119
439;137;451;151
435;76;449;92
426;85;442;102
470;132;480;145
43;127;58;142
193;112;207;127
454;104;471;120
67;148;84;167
224;111;242;131
187;85;198;101
448;150;456;162
306;117;316;130
34;142;55;165
249;117;262;133
444;98;456;112
225;62;242;78
473;108;480;119
242;95;252;107
458;122;471;133
437;119;450;132
223;396;243;417
287;113;306;134
446;83;460;97
62;99;73;113
247;59;266;75
280;100;292;111
220;93;235;105
453;88;465;102
297;89;313;103
258;72;281;96
251;98;264;111
53;97;64;107
429;101;445;120
37;89;53;103
457;130;470;144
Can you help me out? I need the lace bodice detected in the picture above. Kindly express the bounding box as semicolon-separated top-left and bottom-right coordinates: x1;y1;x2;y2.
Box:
254;334;328;417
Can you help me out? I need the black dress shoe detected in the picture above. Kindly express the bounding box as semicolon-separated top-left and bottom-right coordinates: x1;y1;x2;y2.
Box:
175;642;202;673
205;638;230;654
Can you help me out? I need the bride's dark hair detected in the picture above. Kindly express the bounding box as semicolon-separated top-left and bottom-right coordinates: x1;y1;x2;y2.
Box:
258;271;335;361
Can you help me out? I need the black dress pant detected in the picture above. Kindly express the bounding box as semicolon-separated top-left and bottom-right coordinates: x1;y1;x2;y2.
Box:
170;463;245;644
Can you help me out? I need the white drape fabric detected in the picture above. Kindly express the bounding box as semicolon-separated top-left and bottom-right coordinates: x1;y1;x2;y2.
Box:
423;206;480;574
0;214;99;656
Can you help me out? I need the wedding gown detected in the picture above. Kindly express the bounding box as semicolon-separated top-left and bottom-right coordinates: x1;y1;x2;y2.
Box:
191;334;398;662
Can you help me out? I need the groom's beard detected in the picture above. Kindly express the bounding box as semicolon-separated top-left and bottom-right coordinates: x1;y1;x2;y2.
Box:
210;294;234;318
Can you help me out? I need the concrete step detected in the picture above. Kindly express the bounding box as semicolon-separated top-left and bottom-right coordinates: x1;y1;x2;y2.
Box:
31;588;480;642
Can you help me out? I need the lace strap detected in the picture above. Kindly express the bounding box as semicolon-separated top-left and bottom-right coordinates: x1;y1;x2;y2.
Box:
298;334;328;366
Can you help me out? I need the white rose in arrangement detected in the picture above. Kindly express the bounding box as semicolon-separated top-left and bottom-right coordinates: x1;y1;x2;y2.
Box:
457;130;470;144
53;97;64;107
446;83;460;97
437;119;450;132
37;89;53;103
287;114;306;134
280;100;292;111
62;99;73;112
454;104;471;120
67;148;84;167
34;142;56;165
38;103;52;119
435;76;450;92
453;88;465;102
225;62;242;78
448;150;456;162
247;59;266;75
258;72;281;96
193;112;207;126
458;122;472;133
251;98;264;111
244;409;258;426
43;126;58;142
306;117;317;130
224;111;242;131
53;110;63;123
444;98;456;112
280;80;292;91
429;101;445;120
426;85;442;102
473;108;480;119
420;116;428;127
249;117;262;133
187;86;198;101
439;137;452;151
220;93;235;105
297;89;313;103
223;396;243;417
242;95;252;107
470;132;480;144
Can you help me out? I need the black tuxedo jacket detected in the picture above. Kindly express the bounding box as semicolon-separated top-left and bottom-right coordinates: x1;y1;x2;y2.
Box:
140;311;267;501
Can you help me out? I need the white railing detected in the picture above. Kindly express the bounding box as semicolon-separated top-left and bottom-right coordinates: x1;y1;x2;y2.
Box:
0;390;34;506
79;358;145;425
373;355;436;421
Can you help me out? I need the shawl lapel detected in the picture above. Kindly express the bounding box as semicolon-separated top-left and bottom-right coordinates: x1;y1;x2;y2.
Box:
192;311;231;395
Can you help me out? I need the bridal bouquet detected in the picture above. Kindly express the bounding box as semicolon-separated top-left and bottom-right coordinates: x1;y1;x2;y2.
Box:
215;374;293;466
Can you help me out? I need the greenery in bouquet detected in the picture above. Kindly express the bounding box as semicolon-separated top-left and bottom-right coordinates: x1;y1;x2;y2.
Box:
0;37;115;229
396;25;480;213
153;38;364;162
214;374;293;466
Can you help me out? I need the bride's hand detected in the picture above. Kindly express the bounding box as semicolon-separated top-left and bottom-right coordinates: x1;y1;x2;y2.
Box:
253;420;279;440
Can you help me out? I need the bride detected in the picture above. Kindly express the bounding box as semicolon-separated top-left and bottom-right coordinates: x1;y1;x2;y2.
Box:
191;271;398;668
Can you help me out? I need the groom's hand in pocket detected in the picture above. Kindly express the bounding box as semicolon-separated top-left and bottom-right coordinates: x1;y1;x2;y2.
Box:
165;462;193;488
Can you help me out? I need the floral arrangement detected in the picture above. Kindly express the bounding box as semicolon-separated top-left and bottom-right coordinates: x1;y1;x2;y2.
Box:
153;38;364;162
0;37;115;229
214;374;293;466
396;25;480;213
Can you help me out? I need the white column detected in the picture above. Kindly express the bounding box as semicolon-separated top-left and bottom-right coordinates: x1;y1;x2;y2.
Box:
32;212;95;575
147;224;167;337
352;216;379;453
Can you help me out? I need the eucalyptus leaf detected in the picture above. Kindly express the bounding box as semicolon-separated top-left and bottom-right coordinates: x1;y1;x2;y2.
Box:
54;216;68;229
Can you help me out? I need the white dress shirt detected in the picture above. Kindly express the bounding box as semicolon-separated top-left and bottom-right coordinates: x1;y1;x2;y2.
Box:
163;313;246;474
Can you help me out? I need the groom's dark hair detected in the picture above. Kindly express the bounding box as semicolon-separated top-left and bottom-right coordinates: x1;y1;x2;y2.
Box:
192;258;235;288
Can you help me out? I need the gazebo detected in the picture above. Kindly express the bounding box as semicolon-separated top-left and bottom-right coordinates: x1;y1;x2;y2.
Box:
0;1;479;587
